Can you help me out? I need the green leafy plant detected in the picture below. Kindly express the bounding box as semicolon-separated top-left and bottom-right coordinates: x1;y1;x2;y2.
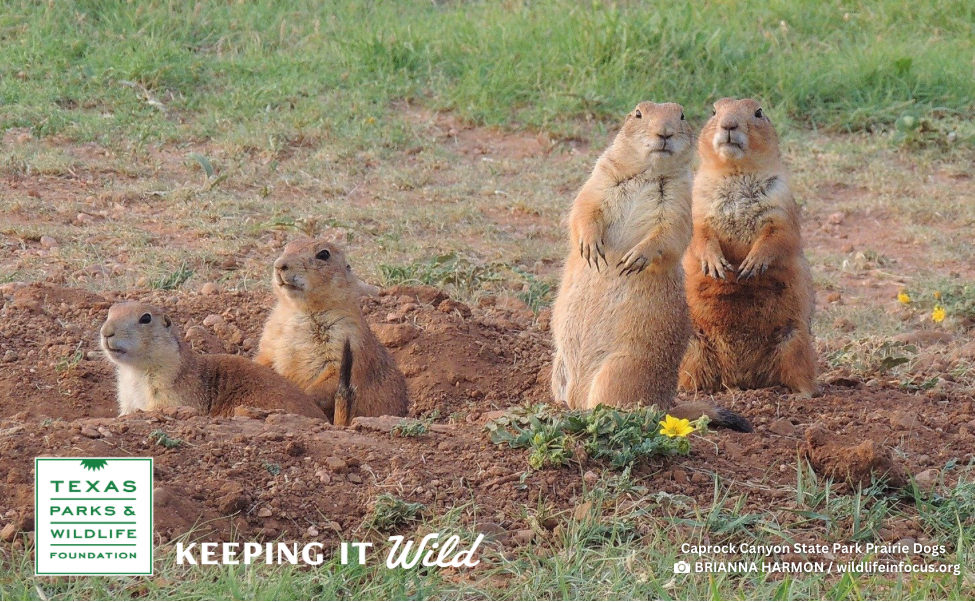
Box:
149;430;184;449
486;404;702;470
391;418;431;438
149;263;194;290
362;494;425;531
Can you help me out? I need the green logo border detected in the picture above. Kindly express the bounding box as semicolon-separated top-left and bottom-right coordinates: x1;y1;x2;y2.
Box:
34;457;154;576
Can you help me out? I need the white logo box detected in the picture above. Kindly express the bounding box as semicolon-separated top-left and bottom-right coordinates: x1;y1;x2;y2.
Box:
35;458;153;576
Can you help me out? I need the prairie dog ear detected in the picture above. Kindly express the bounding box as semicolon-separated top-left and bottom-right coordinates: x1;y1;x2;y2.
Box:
356;279;380;297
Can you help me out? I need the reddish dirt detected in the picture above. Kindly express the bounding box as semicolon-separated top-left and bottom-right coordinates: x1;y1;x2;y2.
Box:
1;282;974;555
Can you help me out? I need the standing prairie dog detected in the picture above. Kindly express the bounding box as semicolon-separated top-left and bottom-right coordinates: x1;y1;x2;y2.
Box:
255;238;408;425
679;98;817;397
100;302;325;419
551;102;752;432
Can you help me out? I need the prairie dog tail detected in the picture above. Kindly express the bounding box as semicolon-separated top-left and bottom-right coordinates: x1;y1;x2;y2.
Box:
668;401;753;433
333;340;355;427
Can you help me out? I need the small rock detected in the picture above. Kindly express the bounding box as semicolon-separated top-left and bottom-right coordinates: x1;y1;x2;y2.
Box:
672;469;688;484
475;521;507;541
285;441;306;457
80;426;102;439
889;410;918;430
691;472;710;484
2;350;18;363
583;470;598;485
347;474;362;484
257;508;273;518
200;282;220;296
437;299;472;317
768;418;796;437
40;236;58;249
512;529;534;546
827;212;845;225
826;292;842;303
315;470;332;485
0;523;17;542
202;314;225;328
75;212;94;224
307;526;319;537
373;323;419;348
325;457;348;473
914;468;939;490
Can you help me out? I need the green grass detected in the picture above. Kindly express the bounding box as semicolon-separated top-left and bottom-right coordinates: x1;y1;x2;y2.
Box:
1;0;973;147
3;471;973;600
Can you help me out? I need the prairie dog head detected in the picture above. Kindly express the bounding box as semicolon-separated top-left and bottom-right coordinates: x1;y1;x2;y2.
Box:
272;238;376;312
614;101;694;172
100;302;181;371
700;98;781;170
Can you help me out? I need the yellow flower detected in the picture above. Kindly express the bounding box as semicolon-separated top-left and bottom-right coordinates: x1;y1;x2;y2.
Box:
659;415;695;438
932;305;946;323
897;291;911;305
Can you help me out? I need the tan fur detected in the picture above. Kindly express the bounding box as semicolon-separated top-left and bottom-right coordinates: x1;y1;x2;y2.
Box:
551;101;695;408
255;238;408;425
100;302;325;419
679;98;817;397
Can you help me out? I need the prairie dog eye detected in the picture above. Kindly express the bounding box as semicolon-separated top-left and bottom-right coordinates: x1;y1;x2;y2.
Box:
634;109;642;119
139;313;152;325
755;108;764;118
315;249;331;261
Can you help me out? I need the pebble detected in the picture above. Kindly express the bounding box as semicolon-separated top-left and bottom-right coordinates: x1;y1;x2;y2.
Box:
80;426;102;439
889;410;918;430
325;457;348;473
0;523;17;542
201;282;220;296
40;236;58;249
306;526;319;537
512;529;534;545
202;314;225;328
768;418;796;436
257;508;273;518
914;469;939;490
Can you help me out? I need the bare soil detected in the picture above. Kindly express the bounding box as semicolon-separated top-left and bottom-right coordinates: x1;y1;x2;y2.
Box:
2;282;973;555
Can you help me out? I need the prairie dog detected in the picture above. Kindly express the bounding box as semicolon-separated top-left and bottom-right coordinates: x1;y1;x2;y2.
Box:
100;302;325;419
679;97;817;397
551;102;752;432
255;238;408;425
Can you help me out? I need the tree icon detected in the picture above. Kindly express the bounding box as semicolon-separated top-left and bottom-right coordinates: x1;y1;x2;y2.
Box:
80;459;109;471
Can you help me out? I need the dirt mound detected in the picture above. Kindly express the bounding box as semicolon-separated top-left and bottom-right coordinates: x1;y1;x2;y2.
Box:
801;423;909;489
2;283;974;554
0;282;550;421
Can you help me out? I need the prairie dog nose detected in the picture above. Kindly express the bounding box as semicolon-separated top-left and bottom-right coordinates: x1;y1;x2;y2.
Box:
720;118;739;131
101;324;115;338
274;258;289;272
658;132;674;140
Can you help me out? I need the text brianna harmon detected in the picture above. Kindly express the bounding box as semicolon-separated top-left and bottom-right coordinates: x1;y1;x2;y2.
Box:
175;533;485;568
